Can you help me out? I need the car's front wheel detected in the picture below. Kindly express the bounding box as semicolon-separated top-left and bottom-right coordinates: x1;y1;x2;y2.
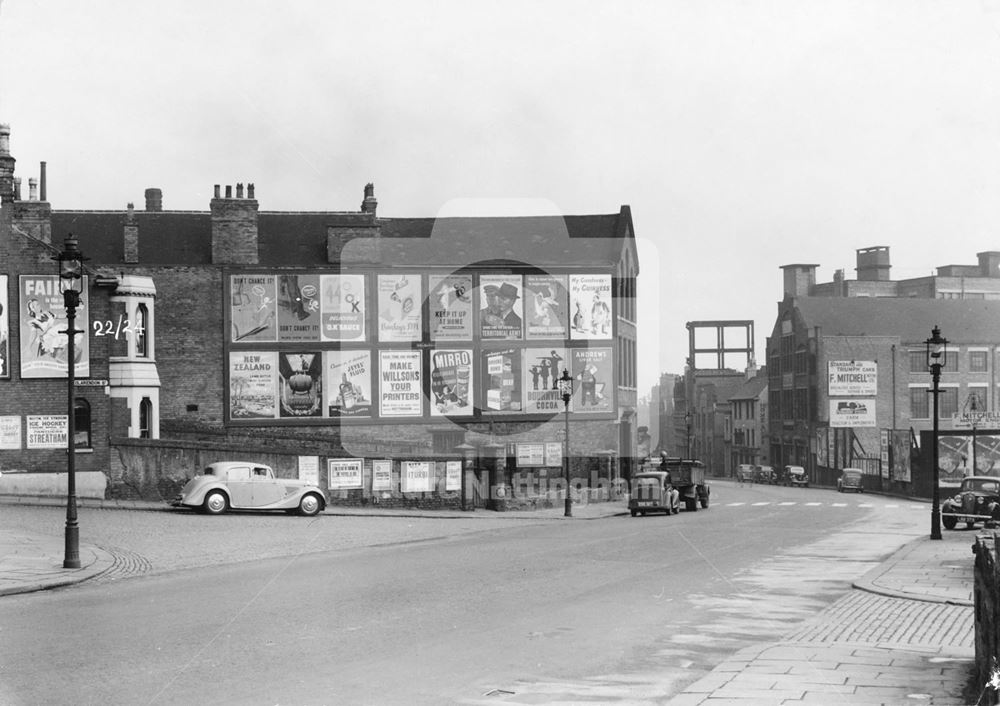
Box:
203;490;228;515
298;493;322;517
942;514;958;530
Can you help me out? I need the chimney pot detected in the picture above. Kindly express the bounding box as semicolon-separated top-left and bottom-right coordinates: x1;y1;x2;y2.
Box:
236;183;244;199
28;177;37;201
0;124;9;155
225;185;233;198
247;183;255;199
214;184;221;199
13;177;21;200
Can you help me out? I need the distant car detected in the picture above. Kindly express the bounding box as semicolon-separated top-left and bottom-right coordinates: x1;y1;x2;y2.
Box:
783;465;808;487
837;468;864;493
754;465;778;484
736;464;755;482
172;461;326;516
942;476;1000;530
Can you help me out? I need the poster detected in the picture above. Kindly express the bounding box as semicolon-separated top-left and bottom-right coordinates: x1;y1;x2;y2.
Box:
828;361;877;396
523;347;566;414
231;274;277;342
429;349;474;416
890;430;912;483
479;274;523;340
372;459;392;491
445;460;462;491
298;456;319;486
517;443;546;466
938;433;1000;480
378;274;421;341
429;274;473;341
524;274;568;339
320;274;366;341
0;416;21;449
401;461;432;493
26;415;67;449
829;399;876;428
278;352;323;417
482;348;522;413
379;350;422;417
325;350;373;418
0;275;8;378
277;274;322;342
569;274;612;340
19;275;90;378
229;351;278;419
571;347;613;413
328;458;363;490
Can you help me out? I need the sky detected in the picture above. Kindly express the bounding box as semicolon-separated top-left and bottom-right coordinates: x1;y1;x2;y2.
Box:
2;0;1000;396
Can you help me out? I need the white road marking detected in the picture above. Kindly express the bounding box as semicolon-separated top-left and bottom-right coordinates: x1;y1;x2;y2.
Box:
752;502;771;506
858;503;874;508
805;502;822;506
778;502;797;506
832;503;847;507
726;502;746;506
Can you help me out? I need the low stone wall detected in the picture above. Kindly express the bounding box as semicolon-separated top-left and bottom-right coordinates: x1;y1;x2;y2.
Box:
0;470;108;499
973;532;1000;705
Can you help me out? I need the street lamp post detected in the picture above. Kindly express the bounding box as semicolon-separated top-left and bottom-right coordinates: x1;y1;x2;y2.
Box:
55;234;86;568
926;325;948;541
558;368;573;517
968;394;981;475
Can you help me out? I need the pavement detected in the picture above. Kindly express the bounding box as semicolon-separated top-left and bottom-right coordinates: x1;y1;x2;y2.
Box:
0;492;988;705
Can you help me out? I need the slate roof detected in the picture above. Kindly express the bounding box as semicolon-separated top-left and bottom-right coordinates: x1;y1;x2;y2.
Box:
791;296;1000;344
728;372;768;401
50;208;635;270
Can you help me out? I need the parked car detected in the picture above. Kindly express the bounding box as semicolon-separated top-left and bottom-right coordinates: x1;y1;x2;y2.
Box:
941;476;1000;530
837;468;864;493
783;465;808;487
754;465;778;484
736;464;755;483
172;461;326;516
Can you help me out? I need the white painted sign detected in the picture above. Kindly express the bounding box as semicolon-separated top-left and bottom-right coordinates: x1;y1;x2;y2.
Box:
828;361;877;396
829;400;876;428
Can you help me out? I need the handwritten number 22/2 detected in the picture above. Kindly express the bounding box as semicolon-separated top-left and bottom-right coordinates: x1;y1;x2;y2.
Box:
92;317;144;339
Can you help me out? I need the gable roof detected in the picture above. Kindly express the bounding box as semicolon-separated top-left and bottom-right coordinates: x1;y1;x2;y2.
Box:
790;296;1000;344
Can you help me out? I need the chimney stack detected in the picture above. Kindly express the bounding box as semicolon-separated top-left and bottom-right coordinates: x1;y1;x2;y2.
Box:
0;124;15;204
39;161;46;201
144;188;163;212
361;182;377;215
28;177;37;201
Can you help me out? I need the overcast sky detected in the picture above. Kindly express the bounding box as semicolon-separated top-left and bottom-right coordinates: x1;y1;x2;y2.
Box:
2;0;999;395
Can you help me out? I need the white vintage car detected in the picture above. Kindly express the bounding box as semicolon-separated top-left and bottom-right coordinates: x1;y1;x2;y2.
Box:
171;461;326;516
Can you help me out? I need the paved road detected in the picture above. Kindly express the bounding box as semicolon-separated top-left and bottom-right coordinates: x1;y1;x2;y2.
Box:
0;483;950;705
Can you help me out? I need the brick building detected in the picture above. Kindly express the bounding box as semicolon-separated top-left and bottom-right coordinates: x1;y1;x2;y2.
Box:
769;247;1000;491
0;124;639;506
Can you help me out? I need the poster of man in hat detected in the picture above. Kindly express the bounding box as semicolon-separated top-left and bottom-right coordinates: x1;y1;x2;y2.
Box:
479;275;523;340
